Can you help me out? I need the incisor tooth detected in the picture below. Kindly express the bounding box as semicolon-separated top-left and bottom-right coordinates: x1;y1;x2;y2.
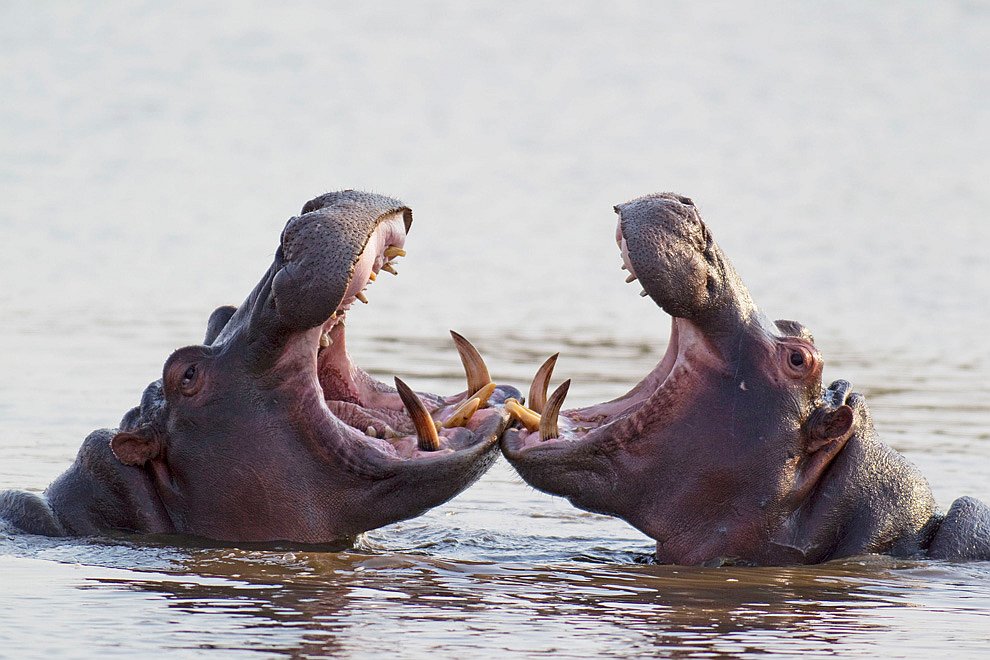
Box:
356;291;369;304
621;264;628;271
449;331;492;398
640;289;649;297
320;332;331;348
504;398;541;432
472;382;497;408
382;263;398;275
444;397;481;428
625;273;637;283
540;379;571;441
384;246;406;259
366;426;377;437
394;377;441;452
368;271;377;281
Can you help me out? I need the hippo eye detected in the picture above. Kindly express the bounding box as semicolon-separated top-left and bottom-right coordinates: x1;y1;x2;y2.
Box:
784;345;815;377
179;365;199;394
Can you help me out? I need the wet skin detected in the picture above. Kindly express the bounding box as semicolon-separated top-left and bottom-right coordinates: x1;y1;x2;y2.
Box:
0;190;516;545
502;193;990;565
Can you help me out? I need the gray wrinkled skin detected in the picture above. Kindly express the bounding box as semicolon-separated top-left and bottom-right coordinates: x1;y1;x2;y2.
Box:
1;190;508;545
504;193;990;565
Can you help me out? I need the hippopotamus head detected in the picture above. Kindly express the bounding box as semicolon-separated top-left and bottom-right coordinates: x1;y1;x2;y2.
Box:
502;193;938;565
110;190;514;545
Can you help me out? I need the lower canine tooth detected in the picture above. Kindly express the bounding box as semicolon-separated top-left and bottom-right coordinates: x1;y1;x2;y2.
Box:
450;331;493;397
528;353;559;414
356;291;369;304
540;379;571;441
366;426;377;437
320;332;332;347
394;377;441;452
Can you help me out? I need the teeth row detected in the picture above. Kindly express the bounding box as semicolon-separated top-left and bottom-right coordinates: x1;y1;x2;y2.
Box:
505;353;573;440
351;247;403;307
365;424;399;439
391;332;496;451
505;378;570;441
621;260;647;297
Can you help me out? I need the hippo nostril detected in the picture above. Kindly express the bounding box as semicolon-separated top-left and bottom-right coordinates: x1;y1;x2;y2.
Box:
826;379;853;406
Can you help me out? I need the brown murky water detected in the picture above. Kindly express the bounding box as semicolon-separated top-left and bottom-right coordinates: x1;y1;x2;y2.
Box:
2;2;989;657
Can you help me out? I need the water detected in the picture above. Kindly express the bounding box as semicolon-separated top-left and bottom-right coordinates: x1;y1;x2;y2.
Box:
2;1;989;657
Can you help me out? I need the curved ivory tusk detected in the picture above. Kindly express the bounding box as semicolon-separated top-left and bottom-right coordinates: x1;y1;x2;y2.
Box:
540;379;571;441
394;377;441;451
450;331;492;398
528;353;559;414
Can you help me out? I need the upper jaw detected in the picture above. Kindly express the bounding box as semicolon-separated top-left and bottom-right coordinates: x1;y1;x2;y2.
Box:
270;216;516;463
505;193;749;458
615;194;756;333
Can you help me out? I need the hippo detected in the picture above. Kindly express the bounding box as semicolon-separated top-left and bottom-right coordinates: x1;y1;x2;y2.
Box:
1;190;516;546
502;193;990;565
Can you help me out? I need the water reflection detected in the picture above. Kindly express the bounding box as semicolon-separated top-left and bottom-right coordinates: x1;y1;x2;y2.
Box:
70;547;990;657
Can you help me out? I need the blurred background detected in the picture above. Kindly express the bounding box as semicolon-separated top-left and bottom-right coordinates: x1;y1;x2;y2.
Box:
1;2;989;656
2;0;987;495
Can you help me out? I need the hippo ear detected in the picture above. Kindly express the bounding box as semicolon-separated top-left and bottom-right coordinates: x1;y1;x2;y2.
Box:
794;405;855;498
204;305;238;345
110;427;162;466
806;405;854;453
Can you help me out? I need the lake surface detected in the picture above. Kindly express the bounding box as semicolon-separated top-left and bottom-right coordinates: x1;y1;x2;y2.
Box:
1;1;989;657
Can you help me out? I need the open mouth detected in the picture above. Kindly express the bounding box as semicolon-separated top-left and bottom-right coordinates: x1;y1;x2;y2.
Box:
297;212;511;461
502;219;712;454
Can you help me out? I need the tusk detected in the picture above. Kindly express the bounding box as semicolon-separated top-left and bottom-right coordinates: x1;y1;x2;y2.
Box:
356;291;369;304
528;353;559;414
540;379;571;441
505;398;541;432
444;396;481;428
449;331;492;397
384;246;406;259
472;381;497;408
381;263;398;275
394;377;441;452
